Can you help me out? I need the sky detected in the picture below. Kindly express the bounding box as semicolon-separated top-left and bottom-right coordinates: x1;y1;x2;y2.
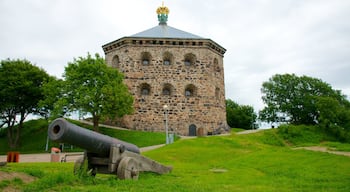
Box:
1;0;350;112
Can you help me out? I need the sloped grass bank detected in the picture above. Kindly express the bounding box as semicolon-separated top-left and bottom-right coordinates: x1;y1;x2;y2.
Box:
1;132;350;191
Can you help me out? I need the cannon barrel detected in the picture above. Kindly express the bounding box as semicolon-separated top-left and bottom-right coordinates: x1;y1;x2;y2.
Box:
48;118;140;155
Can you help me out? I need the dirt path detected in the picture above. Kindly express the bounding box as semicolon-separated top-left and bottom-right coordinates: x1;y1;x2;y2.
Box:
236;129;265;135
0;144;166;163
293;146;350;157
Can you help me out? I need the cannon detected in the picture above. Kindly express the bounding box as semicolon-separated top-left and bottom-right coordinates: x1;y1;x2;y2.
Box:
48;118;172;179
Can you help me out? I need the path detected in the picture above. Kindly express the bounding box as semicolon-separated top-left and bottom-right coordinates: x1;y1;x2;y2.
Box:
293;146;350;157
236;129;265;135
0;144;166;163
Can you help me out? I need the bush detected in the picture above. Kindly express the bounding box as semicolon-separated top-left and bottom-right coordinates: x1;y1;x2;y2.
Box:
322;124;350;143
277;124;324;146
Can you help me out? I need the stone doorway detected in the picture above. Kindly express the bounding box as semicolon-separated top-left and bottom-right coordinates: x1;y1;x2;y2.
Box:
189;124;197;136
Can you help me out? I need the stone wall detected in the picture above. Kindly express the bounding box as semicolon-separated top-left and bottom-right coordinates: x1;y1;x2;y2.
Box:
104;38;229;135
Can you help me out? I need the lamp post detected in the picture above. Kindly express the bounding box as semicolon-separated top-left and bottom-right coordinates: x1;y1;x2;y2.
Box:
163;104;169;144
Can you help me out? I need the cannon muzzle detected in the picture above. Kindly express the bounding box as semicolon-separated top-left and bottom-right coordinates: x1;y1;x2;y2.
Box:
48;118;140;155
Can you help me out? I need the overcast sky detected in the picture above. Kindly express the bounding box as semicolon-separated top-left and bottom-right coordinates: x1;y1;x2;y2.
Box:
1;0;349;112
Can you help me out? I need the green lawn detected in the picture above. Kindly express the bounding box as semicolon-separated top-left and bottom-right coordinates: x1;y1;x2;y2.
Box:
1;130;350;191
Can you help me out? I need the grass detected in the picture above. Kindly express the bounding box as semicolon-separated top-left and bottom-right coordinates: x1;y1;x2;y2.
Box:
1;130;350;191
0;119;171;155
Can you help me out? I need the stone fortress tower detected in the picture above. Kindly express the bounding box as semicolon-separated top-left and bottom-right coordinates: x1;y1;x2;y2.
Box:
102;4;229;136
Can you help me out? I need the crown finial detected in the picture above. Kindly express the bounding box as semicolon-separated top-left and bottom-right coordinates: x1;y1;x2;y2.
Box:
156;2;169;25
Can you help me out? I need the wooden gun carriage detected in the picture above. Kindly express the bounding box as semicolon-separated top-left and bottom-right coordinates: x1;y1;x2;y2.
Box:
48;118;172;179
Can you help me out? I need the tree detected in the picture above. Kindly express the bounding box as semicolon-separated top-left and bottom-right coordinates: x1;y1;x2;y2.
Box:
0;59;50;148
259;74;350;126
52;53;134;132
38;77;65;119
226;99;257;129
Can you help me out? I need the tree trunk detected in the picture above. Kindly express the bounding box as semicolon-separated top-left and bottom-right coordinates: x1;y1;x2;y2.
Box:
92;115;100;132
7;114;17;149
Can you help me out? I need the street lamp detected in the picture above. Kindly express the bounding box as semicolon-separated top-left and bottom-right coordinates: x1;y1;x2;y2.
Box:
163;104;169;144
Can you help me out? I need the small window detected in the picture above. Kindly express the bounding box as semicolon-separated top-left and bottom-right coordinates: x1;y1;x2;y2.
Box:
184;53;196;67
140;83;151;96
142;88;149;95
185;84;196;97
164;60;170;65
142;59;149;65
163;52;173;66
112;55;120;68
214;58;220;72
163;88;170;95
141;52;151;66
215;87;220;99
162;83;174;96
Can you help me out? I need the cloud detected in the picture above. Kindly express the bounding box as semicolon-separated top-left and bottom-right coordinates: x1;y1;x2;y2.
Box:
1;0;349;111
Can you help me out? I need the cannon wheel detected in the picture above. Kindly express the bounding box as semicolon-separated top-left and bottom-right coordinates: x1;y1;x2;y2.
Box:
117;157;139;180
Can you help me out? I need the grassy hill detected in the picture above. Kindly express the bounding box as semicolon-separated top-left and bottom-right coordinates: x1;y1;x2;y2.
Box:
1;130;350;191
0;119;169;155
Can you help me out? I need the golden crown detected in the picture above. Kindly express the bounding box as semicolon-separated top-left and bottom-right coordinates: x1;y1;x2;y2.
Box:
156;2;169;15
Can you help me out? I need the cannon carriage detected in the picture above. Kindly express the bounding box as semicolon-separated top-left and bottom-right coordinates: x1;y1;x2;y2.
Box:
48;118;172;179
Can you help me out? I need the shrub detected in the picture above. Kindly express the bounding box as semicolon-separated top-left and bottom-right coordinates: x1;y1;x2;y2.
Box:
277;124;324;146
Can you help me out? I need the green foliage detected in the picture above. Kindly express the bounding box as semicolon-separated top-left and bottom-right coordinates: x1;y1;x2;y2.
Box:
3;134;350;191
260;74;350;126
0;58;50;148
277;124;325;146
46;53;134;131
226;99;257;129
38;77;65;120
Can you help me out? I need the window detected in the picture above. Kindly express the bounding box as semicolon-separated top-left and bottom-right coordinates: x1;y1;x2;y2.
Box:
142;59;149;65
184;60;191;66
164;60;170;65
140;83;151;96
185;90;192;97
162;83;174;96
141;52;151;66
214;58;220;72
112;55;120;68
215;87;220;99
163;52;173;66
163;88;170;95
142;88;150;95
185;84;197;97
184;53;196;67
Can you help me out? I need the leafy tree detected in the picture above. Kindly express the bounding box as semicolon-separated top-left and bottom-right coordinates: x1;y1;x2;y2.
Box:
38;77;65;120
259;74;350;127
0;59;50;148
52;53;134;132
226;99;257;129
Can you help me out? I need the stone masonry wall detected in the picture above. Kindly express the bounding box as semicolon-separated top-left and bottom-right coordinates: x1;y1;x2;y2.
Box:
105;39;229;135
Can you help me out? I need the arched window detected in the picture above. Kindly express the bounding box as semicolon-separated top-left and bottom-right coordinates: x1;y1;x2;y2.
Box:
140;83;151;96
162;83;174;96
185;84;197;97
163;52;173;66
112;55;120;68
184;53;196;67
215;87;220;99
214;58;220;72
141;52;151;66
